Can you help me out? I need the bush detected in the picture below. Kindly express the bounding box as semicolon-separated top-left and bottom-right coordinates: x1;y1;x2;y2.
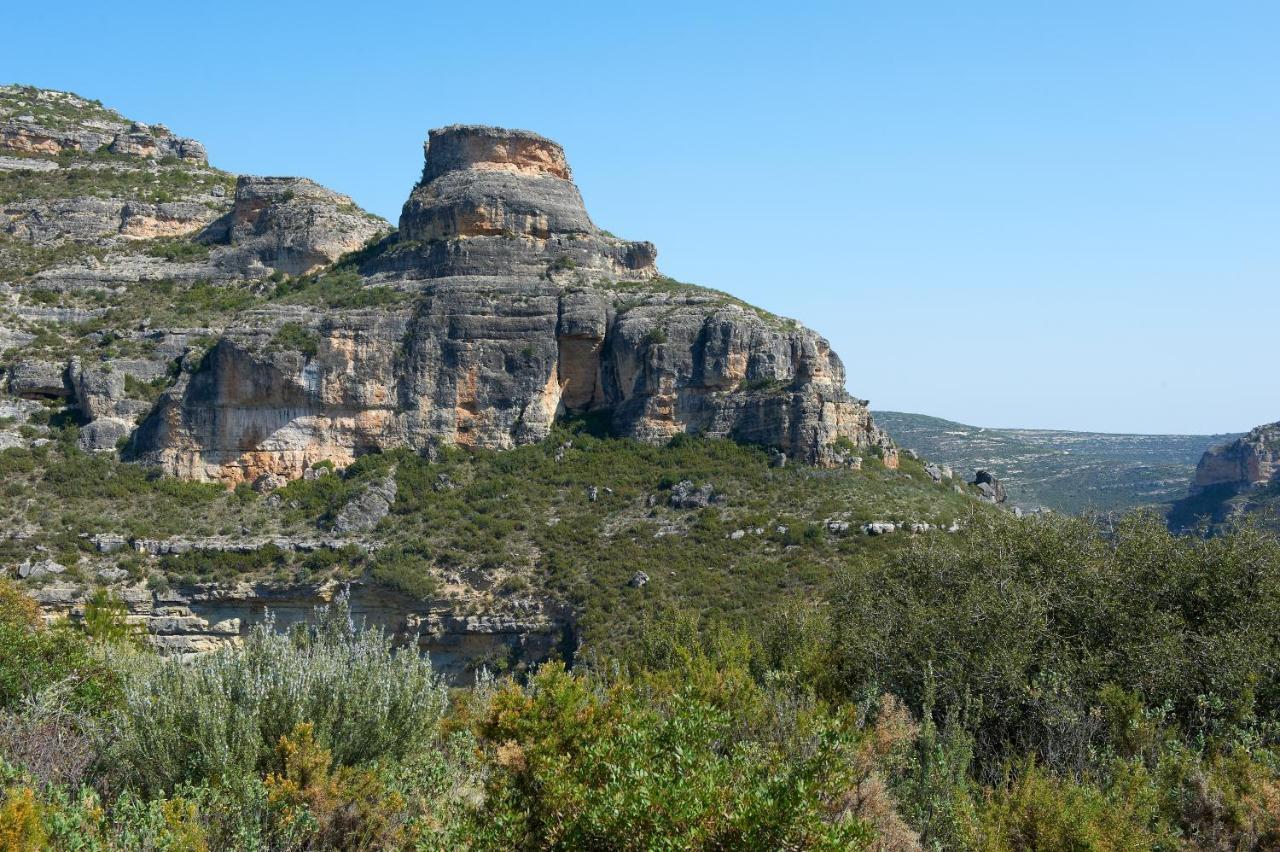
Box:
144;238;210;263
825;512;1280;773
102;592;447;795
465;661;877;850
0;618;120;714
270;322;320;358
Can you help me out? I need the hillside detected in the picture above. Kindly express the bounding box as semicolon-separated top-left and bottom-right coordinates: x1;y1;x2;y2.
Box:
3;84;1280;851
0;87;983;675
874;410;1236;515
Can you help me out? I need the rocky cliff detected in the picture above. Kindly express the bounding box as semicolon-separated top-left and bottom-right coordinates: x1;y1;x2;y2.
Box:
128;124;894;485
0;87;919;676
1168;421;1280;531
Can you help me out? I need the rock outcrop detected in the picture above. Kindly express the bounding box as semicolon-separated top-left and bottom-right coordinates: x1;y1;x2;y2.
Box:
201;176;388;276
1;86;206;163
1186;423;1280;496
1;85;387;285
29;578;565;680
377;125;657;281
972;469;1007;504
1169;422;1280;531
131;125;893;484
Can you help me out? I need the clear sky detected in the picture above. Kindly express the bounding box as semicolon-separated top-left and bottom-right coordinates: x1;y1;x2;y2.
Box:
5;2;1277;433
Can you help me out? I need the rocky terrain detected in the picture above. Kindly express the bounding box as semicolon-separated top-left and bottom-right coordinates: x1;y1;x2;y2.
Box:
1;87;956;677
875;410;1236;514
131;123;894;486
1168;420;1280;532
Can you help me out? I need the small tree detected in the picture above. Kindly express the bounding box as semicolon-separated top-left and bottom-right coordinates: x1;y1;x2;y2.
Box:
82;589;140;645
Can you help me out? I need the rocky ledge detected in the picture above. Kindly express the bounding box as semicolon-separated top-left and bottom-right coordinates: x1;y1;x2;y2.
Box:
31;578;567;681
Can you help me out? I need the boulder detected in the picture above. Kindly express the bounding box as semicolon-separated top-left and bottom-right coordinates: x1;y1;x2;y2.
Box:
669;480;715;509
7;359;67;398
78;417;132;451
17;558;66;579
972;470;1007;504
333;475;398;534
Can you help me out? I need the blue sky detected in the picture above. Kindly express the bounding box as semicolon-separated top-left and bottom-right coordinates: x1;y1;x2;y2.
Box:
6;1;1277;433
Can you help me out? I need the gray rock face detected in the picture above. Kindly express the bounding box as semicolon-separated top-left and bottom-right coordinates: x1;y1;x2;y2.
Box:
333;475;398;533
17;558;65;579
202;176;389;276
118;124;893;482
7;359;67;398
1168;421;1280;531
0;117;204;164
78;417;132;451
28;578;565;682
669;480;716;509
1187;423;1280;497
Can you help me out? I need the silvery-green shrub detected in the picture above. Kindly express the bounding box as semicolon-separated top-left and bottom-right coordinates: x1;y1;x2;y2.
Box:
103;590;446;795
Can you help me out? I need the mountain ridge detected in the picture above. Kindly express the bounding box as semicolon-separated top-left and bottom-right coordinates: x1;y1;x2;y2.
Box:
874;409;1237;514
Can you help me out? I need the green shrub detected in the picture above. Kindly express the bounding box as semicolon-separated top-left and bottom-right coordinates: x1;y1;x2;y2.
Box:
82;589;142;645
102;592;447;795
143;239;210;263
270;268;408;309
825;512;1280;772
369;546;440;600
466;661;876;850
974;760;1176;851
0;620;121;713
644;326;668;345
122;373;169;402
269;322;320;358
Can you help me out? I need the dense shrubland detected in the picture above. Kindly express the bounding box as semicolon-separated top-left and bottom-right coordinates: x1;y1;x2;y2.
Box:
2;508;1279;848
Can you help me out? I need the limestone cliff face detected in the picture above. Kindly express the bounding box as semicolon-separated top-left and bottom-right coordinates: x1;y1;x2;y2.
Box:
131;125;893;484
0;86;206;163
1168;422;1280;531
1188;423;1280;496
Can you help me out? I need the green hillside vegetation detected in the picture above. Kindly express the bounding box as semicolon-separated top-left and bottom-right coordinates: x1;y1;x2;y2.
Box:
0;418;978;655
875;410;1234;514
0;163;235;205
2;510;1279;847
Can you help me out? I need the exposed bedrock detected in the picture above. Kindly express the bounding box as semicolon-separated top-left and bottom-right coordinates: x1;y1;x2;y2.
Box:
369;124;657;281
132;125;892;483
31;579;566;682
201;175;389;276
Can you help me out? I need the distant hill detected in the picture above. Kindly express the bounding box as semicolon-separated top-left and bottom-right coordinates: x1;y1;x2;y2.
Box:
874;411;1238;515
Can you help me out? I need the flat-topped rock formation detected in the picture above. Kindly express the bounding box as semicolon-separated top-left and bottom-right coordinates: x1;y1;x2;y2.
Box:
130;124;893;484
366;124;656;281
